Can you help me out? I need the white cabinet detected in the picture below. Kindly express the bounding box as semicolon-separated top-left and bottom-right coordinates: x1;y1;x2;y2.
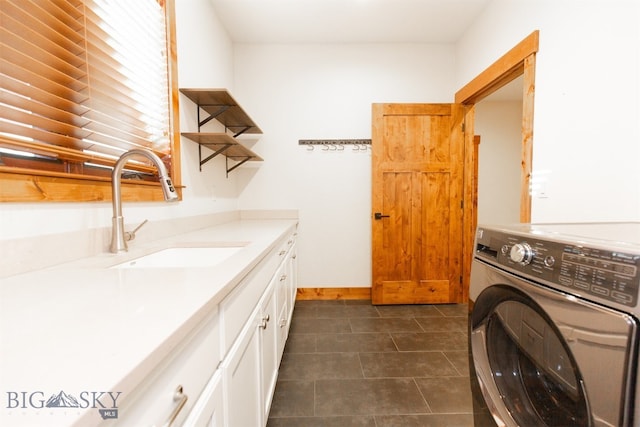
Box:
220;228;298;427
276;242;297;361
221;305;262;427
260;276;279;422
100;309;220;427
110;224;298;427
221;280;277;427
275;260;289;361
285;242;298;334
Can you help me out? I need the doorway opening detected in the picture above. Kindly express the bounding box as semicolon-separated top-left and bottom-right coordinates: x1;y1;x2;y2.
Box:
475;76;523;225
456;30;539;299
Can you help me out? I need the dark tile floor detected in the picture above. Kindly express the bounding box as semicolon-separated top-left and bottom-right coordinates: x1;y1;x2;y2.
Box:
267;300;496;427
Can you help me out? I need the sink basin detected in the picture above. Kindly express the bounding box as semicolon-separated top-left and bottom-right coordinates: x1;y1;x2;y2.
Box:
111;246;244;269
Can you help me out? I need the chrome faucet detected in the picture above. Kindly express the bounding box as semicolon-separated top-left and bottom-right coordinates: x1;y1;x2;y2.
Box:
110;149;178;253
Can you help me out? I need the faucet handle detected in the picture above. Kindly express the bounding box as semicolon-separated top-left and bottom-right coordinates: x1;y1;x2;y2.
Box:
125;219;148;242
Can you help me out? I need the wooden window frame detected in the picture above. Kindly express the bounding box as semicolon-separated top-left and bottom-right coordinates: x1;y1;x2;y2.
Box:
0;0;182;203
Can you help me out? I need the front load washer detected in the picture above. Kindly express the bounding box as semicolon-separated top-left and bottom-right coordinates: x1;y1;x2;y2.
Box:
469;223;640;427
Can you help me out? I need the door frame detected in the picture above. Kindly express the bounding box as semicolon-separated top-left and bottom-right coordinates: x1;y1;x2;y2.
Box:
455;30;539;301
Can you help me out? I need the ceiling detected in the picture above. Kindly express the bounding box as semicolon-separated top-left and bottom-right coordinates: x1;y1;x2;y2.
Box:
209;0;492;44
209;0;522;101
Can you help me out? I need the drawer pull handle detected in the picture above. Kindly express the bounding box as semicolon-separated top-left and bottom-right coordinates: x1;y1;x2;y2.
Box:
280;274;287;281
260;315;270;330
163;385;188;427
279;250;286;256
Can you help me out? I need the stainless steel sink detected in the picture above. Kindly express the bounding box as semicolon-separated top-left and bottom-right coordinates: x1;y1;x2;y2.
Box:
111;245;245;269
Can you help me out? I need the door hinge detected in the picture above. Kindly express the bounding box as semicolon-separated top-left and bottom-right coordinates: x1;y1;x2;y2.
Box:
460;200;464;209
461;122;465;132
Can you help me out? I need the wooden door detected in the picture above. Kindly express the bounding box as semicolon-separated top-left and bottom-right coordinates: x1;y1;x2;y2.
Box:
371;103;465;305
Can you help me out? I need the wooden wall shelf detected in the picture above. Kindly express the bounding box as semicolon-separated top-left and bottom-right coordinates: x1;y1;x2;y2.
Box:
180;88;263;175
180;88;262;136
181;133;263;173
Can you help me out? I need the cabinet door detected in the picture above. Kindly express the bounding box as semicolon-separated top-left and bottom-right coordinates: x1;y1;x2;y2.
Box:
275;261;288;361
286;243;298;325
182;370;224;427
260;283;278;421
275;260;288;333
222;309;261;427
222;282;278;427
276;243;298;362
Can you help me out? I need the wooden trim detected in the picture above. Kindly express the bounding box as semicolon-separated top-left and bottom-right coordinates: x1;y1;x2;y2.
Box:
165;0;182;189
462;129;480;304
370;103;384;304
296;288;372;301
0;171;181;202
520;54;536;223
455;30;539;105
450;104;466;303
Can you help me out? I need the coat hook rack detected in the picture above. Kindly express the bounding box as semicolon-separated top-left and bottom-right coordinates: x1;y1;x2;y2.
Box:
298;139;371;151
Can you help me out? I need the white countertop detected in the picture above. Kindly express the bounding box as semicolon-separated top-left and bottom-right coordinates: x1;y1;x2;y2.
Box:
0;219;297;427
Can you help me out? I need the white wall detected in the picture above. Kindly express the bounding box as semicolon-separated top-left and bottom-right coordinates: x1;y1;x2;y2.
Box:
175;0;239;215
0;0;237;242
6;0;638;285
233;44;456;287
457;0;640;223
475;101;523;225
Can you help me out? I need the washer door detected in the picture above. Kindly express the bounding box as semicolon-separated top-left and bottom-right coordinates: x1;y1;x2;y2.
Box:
471;267;637;427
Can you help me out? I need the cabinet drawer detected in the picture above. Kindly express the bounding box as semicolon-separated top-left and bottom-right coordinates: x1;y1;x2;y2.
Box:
103;309;220;427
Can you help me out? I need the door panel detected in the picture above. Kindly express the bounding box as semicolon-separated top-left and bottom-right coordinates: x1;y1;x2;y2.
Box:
381;172;413;278
421;172;450;278
372;103;465;305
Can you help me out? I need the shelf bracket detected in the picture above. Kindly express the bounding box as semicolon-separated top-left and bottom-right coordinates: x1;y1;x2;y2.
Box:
199;144;233;171
232;126;252;138
226;156;252;177
197;105;230;129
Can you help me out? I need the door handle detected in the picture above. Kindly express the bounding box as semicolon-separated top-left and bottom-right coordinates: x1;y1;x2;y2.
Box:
374;212;390;220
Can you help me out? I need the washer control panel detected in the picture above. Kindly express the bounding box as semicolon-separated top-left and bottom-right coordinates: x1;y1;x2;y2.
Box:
475;228;640;307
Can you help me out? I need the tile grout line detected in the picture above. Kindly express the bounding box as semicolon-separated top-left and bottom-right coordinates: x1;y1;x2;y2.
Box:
412;377;434;415
313;378;317;417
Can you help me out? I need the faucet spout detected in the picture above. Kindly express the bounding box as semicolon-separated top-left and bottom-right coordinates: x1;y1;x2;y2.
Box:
110;149;178;253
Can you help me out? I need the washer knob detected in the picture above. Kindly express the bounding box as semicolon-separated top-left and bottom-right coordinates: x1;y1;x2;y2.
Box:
510;243;534;265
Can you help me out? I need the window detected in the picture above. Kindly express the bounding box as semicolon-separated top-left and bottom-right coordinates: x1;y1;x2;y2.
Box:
0;0;181;202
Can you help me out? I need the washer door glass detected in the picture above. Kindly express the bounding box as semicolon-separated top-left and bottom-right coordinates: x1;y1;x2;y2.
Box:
486;299;589;426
